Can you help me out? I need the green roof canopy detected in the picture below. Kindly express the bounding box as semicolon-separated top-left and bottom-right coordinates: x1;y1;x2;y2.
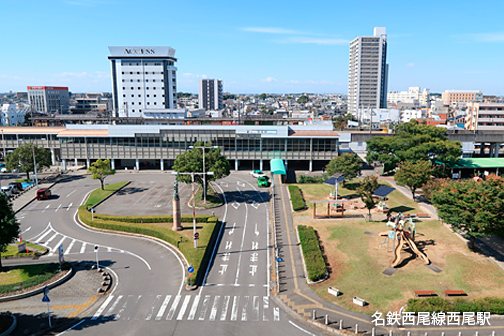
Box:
270;159;286;175
453;158;504;169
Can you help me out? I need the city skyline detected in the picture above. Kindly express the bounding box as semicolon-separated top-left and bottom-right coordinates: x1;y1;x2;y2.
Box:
2;0;504;94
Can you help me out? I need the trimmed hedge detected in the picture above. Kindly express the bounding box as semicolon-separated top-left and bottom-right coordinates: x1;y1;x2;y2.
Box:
288;185;306;211
407;297;504;314
93;213;217;224
298;225;326;282
297;174;328;184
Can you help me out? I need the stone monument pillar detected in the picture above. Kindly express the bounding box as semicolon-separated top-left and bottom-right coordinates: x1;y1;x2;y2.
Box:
172;179;183;231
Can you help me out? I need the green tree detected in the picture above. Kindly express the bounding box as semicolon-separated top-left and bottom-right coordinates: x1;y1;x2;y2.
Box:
172;142;231;194
0;193;19;271
259;93;267;100
357;176;379;221
297;95;308;104
394;160;433;201
422;178;450;203
366;119;461;174
431;176;504;249
87;159;116;190
5;143;51;180
325;153;361;186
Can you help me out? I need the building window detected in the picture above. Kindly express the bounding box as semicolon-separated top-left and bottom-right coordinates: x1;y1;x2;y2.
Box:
131;94;134;97
132;109;135;112
146;79;149;82
121;72;124;74
147;102;150;105
154;102;157;105
131;87;134;89
138;87;141;90
122;87;125;90
130;72;133;74
138;94;141;97
123;94;126;97
147;94;150;97
153;87;156;90
137;72;140;74
153;94;157;97
131;102;134;105
146;87;149;90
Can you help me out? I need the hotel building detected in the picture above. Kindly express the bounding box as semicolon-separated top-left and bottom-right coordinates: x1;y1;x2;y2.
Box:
27;86;70;114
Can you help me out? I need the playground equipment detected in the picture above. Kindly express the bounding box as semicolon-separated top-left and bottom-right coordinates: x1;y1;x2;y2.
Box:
379;213;430;268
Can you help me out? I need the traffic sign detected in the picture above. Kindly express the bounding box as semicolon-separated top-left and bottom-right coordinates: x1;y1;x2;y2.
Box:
44;286;49;295
188;266;194;273
194;232;199;239
276;257;284;262
42;294;50;302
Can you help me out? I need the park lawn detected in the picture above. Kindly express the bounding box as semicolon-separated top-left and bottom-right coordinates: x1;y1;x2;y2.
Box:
291;179;420;217
194;186;223;208
307;218;504;314
85;181;129;208
0;263;63;293
1;242;46;257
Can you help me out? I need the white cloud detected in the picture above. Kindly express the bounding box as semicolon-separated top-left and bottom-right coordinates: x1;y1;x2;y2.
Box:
407;63;415;67
0;74;35;81
276;37;349;45
469;32;504;42
241;27;305;35
262;77;277;82
54;71;110;79
182;73;207;79
289;80;300;84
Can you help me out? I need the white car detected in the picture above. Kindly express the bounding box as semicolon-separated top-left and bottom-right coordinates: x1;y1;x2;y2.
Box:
0;167;6;173
250;170;265;178
1;185;13;197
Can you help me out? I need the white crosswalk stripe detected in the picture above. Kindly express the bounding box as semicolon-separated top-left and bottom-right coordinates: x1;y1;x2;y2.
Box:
92;294;280;322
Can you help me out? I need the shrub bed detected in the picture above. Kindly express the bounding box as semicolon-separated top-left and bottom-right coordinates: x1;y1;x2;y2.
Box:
297;174;328;184
407;297;504;314
289;185;306;211
93;213;217;224
297;225;326;282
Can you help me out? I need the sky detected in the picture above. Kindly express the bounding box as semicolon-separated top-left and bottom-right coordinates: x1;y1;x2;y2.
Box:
2;0;504;95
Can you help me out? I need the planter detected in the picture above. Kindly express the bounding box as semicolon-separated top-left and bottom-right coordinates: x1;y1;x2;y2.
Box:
353;296;366;307
328;286;340;297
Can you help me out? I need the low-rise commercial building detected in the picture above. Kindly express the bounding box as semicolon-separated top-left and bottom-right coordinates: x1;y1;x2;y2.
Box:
465;102;504;131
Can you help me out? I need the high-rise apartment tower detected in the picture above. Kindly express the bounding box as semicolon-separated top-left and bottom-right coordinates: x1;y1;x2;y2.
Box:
108;46;178;117
198;79;223;111
348;27;389;118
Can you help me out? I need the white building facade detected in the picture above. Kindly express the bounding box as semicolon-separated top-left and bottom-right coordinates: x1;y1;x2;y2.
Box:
348;27;389;118
198;79;223;111
108;46;178;118
387;87;430;106
1;104;27;126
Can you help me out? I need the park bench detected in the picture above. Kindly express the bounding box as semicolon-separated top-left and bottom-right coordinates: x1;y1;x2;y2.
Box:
416;214;430;218
444;290;467;296
414;290;436;297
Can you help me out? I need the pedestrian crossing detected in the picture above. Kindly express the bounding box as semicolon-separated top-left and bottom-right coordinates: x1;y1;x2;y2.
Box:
91;294;280;322
30;224;122;256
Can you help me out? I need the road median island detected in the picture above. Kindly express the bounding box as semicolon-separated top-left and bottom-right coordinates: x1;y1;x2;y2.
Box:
79;181;220;286
297;225;327;283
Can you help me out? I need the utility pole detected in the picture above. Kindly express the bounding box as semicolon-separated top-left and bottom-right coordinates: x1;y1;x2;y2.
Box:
189;145;219;204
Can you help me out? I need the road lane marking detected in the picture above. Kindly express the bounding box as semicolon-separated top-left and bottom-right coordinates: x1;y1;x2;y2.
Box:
55;204;62;212
228;222;236;235
263;296;269;321
155;295;171;320
288;320;316;335
220;296;230;321
209;295;220;321
230;296;239;321
146;295;162;320
20;226;31;235
187;295;200;320
225;241;232;249
105;295;123;320
45;233;58;245
176;295;191;320
252;296;259;321
115;295;133;320
126;295;142;320
66;203;73;211
274;307;280;321
80;242;86;253
92;295;114;320
251;241;258;250
218;264;228;274
254;223;259;235
166;295;181;320
66;190;76;198
51;236;66;253
35;228;52;243
198;295;211;321
42;205;50;213
241;296;249;321
65;239;76;254
235;196;249;285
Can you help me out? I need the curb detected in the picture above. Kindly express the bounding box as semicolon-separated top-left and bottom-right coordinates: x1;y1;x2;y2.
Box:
0;314;16;336
0;267;74;303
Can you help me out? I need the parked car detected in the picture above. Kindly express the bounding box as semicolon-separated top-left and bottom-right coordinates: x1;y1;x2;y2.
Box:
251;170;265;178
1;185;14;197
36;188;52;200
9;182;23;193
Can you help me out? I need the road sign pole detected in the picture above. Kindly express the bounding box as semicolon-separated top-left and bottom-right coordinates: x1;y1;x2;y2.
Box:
94;245;99;269
47;302;52;327
192;173;197;249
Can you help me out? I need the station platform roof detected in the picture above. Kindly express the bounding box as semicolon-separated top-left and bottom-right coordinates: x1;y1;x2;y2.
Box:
453;158;504;168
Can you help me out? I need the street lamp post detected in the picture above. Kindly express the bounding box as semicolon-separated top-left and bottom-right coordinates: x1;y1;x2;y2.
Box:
172;171;214;249
189;145;219;204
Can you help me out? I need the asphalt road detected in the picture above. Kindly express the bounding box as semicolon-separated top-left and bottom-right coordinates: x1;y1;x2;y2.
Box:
10;172;323;336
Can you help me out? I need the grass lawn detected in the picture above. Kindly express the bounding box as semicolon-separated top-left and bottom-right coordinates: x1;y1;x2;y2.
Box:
85;181;129;208
194;186;223;208
305;218;504;314
291;179;421;217
0;263;65;294
1;242;46;257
